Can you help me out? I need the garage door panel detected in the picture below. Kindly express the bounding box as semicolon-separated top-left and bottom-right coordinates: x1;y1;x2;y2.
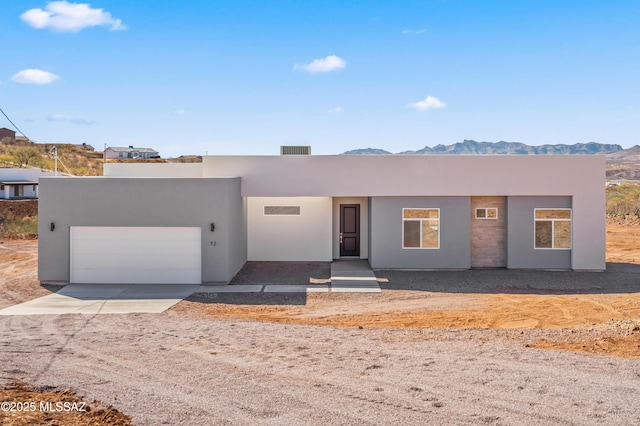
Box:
72;239;201;256
72;268;201;285
70;227;201;284
72;229;200;246
72;254;202;270
72;226;199;240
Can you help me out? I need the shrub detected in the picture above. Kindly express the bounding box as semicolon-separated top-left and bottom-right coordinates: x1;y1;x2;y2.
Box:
606;184;640;216
0;214;38;237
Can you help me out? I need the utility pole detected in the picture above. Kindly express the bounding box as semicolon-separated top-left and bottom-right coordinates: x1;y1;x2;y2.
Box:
51;146;58;176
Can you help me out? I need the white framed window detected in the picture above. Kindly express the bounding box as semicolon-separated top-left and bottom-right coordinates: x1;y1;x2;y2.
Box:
264;206;301;216
534;208;572;249
475;207;498;219
402;208;440;249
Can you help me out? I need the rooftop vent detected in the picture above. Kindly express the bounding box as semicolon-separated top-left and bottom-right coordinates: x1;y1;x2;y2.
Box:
280;146;311;155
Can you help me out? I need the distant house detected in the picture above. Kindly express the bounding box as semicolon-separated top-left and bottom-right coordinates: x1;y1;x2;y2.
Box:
105;146;160;160
0;167;58;199
76;143;95;151
0;128;16;142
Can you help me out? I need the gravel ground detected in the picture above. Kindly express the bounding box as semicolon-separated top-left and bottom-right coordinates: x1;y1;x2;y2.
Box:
229;261;331;285
377;263;640;294
2;313;640;425
2;242;640;424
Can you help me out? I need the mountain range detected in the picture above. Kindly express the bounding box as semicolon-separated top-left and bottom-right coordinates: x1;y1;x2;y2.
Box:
343;140;624;155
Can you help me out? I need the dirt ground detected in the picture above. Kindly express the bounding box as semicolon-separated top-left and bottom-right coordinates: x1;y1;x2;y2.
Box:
606;215;640;264
0;220;639;424
1;221;640;360
174;219;640;360
0;381;131;425
0;240;50;310
0;241;131;424
0;199;38;222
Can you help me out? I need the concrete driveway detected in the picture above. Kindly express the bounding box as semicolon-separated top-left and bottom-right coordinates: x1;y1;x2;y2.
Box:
0;284;200;315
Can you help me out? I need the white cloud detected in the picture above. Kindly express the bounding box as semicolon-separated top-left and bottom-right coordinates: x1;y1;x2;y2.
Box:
169;108;187;116
47;114;94;125
402;28;427;35
327;106;343;114
21;1;127;32
12;69;60;85
408;96;446;111
295;55;346;73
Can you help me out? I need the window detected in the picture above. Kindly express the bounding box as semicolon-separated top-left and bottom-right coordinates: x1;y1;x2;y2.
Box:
475;207;498;219
264;206;301;216
403;208;439;249
534;209;571;249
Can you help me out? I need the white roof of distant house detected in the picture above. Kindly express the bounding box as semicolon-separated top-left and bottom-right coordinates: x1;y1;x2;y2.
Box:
0;180;38;185
107;146;158;153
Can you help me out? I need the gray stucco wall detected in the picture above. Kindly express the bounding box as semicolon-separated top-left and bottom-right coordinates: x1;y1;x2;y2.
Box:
506;196;572;269
38;177;245;283
228;196;247;279
369;197;471;269
204;155;605;270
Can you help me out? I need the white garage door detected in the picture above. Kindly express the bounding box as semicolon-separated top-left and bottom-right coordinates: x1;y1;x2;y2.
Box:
70;227;201;284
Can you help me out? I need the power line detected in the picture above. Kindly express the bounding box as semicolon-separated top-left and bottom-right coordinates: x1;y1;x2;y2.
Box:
0;106;31;142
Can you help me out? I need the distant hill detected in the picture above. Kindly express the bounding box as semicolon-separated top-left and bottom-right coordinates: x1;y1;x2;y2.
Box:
344;140;623;155
606;145;640;162
343;148;392;155
605;145;640;181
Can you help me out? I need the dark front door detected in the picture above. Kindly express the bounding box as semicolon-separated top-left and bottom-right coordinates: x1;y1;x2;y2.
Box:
340;204;360;257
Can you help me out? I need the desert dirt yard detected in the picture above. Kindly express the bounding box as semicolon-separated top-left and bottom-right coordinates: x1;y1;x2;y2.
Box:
0;220;639;425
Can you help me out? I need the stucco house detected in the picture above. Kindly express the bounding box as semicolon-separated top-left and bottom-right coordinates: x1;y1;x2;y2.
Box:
105;146;160;160
0;167;58;199
37;154;605;285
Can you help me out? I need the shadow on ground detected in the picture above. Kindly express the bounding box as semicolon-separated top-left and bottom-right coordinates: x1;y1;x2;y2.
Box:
41;283;66;293
187;293;308;306
375;263;640;294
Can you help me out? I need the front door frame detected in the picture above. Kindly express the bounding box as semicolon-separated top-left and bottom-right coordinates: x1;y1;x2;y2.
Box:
340;204;360;257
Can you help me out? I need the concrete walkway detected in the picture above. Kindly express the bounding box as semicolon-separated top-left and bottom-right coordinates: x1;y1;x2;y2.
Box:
330;259;381;293
0;261;381;315
0;284;199;315
194;260;381;295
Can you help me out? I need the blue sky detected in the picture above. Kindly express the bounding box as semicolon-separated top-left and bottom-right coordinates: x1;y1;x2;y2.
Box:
1;1;639;157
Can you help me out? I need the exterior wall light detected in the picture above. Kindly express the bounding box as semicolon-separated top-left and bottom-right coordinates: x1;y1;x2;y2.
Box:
210;223;215;232
50;222;55;231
